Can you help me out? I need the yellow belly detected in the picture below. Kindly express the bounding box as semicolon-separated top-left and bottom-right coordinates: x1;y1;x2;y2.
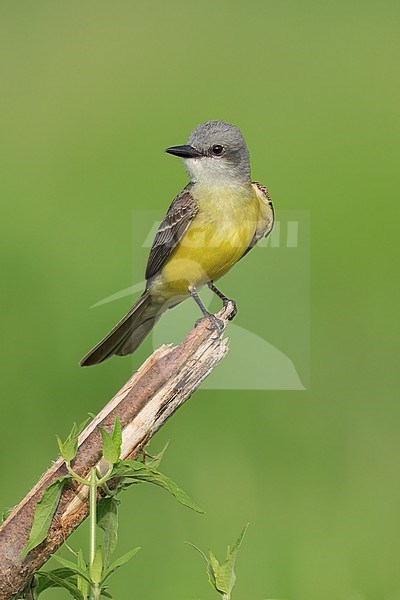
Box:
153;184;259;301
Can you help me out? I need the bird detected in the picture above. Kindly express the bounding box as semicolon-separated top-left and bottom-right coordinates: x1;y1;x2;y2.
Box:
80;120;274;366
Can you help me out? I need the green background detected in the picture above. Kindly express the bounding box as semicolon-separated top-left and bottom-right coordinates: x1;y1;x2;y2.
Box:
0;1;398;598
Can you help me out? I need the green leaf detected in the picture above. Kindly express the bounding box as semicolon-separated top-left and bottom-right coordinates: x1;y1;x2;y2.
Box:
90;546;103;584
111;417;122;456
61;423;79;462
186;542;218;592
112;460;204;513
77;550;90;598
188;525;249;599
63;437;78;462
53;554;92;584
56;435;64;457
97;497;120;568
214;525;249;597
102;547;141;584
132;469;204;513
99;417;121;465
34;569;76;595
109;461;138;478
214;561;232;596
57;418;90;463
209;549;220;570
57;425;77;463
20;477;70;559
77;417;91;434
230;524;248;555
100;592;113;599
100;424;120;465
35;572;84;600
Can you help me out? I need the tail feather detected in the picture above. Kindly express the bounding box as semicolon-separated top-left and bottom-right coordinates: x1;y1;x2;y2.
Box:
114;315;159;356
80;291;159;366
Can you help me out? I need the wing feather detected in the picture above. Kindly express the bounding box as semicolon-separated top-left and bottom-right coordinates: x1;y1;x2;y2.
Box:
145;185;198;280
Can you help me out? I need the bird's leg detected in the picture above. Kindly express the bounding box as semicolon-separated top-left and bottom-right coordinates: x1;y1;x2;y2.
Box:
189;286;224;332
189;285;209;317
207;281;237;320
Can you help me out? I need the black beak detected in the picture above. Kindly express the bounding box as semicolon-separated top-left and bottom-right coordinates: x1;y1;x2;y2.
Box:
165;144;202;158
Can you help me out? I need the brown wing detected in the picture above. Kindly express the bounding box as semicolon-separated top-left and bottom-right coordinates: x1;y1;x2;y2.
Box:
241;182;274;259
145;185;198;281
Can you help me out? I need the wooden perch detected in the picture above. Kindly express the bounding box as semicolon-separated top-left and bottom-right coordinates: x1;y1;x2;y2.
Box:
0;304;234;599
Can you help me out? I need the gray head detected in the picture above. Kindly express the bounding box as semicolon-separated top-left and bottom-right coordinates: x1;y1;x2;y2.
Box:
166;120;251;185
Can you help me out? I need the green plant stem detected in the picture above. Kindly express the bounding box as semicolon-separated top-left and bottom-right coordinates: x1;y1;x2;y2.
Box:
96;465;114;487
89;468;97;566
65;461;113;488
96;470;118;497
89;468;99;600
66;462;91;486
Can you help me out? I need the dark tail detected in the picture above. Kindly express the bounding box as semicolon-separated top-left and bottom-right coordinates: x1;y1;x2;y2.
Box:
80;290;161;367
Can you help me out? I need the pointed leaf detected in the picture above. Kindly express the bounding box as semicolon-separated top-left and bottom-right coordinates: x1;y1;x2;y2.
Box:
215;560;235;595
215;525;249;596
186;542;218;592
102;547;141;584
230;524;249;556
61;423;79;462
56;435;64;457
76;417;91;436
20;477;70;558
109;461;141;478
35;572;84;600
97;497;120;568
136;469;204;513
209;549;220;573
100;429;119;465
53;554;92;584
57;419;89;463
90;546;103;584
35;569;76;594
77;550;90;598
113;460;204;513
111;417;122;457
209;549;225;593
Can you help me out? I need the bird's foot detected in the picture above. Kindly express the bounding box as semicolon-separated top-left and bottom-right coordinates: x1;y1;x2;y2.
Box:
195;313;225;333
206;282;238;321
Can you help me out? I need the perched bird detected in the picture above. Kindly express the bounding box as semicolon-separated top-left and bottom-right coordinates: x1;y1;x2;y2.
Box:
80;120;274;366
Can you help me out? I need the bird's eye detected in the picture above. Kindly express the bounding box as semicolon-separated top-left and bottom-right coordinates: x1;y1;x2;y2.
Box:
211;144;224;156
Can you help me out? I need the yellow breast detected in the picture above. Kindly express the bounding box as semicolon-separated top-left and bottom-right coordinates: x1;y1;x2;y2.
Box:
159;184;259;298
